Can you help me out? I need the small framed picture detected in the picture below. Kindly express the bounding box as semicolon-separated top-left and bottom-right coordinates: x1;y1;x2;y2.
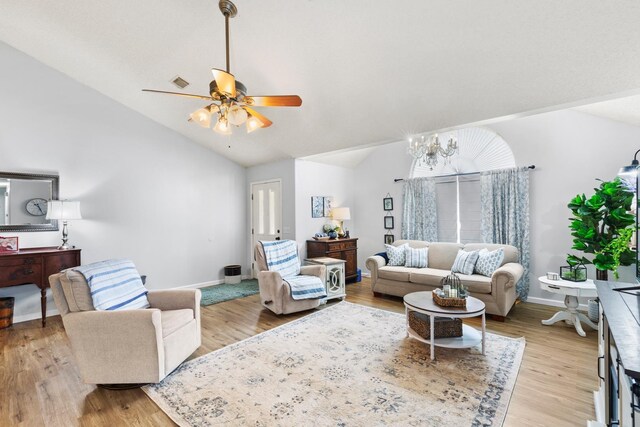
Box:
383;197;393;211
384;234;395;245
323;196;333;217
311;196;324;218
0;236;19;253
384;215;394;229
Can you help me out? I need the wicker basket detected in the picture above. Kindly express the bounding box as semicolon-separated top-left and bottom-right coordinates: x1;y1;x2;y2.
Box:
408;311;462;339
433;291;467;308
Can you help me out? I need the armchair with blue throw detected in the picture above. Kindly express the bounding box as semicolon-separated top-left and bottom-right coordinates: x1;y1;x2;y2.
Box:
255;240;327;315
48;259;201;386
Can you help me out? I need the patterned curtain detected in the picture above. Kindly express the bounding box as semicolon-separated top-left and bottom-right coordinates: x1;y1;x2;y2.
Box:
401;177;437;242
480;167;531;300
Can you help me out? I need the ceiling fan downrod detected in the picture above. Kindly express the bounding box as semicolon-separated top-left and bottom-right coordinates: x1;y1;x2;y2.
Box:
218;0;237;74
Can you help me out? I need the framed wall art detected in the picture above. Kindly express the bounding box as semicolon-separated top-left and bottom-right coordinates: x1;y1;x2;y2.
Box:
383;197;393;211
384;215;394;230
311;196;324;218
384;234;395;245
323;196;333;217
0;236;19;253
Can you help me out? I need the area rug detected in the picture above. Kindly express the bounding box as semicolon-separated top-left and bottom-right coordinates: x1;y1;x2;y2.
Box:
143;302;525;426
199;279;259;306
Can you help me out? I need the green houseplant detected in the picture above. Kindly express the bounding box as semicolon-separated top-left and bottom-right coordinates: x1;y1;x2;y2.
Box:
566;178;636;280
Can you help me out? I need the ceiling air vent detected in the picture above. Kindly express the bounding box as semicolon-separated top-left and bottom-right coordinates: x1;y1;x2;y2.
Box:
171;76;190;89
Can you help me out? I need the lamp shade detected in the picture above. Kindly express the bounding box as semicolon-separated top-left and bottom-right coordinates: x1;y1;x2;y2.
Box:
46;200;82;220
331;207;351;221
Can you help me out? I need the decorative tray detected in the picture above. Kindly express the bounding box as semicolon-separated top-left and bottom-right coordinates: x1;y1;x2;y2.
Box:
313;236;330;240
433;290;467;308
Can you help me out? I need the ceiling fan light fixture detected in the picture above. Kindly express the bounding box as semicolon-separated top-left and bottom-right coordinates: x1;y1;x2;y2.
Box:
142;0;300;136
246;115;263;133
228;104;248;126
189;107;213;128
214;117;232;135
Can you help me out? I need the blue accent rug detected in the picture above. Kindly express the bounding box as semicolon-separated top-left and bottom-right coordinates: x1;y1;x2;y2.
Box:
200;279;259;306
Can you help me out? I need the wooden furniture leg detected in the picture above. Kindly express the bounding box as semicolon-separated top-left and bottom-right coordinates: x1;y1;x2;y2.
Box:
40;287;46;327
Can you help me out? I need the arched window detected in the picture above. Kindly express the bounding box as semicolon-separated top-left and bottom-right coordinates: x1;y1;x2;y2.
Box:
408;127;516;243
411;127;515;178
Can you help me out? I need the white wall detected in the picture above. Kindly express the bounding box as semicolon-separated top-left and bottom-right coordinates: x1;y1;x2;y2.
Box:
0;42;247;322
294;160;356;258
353;110;640;305
353;141;412;267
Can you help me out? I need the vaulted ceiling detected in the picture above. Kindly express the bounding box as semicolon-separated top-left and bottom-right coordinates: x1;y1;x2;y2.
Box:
2;1;640;166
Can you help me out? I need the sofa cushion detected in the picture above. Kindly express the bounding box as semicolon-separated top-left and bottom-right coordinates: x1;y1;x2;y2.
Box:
405;246;428;268
452;250;480;275
475;248;505;277
386;244;408;266
464;243;518;266
161;308;194;338
378;266;413;281
428;243;464;270
375;252;389;264
409;268;450;286
393;240;429;249
456;273;492;294
60;270;95;312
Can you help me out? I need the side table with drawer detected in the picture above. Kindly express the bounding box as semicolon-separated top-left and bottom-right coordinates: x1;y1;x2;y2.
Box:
305;257;346;301
306;238;358;282
0;247;81;327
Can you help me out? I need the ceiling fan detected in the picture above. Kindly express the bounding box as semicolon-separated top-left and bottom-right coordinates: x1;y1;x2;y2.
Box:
142;0;302;135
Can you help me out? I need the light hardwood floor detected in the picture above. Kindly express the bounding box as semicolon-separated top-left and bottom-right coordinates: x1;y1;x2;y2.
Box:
0;278;597;426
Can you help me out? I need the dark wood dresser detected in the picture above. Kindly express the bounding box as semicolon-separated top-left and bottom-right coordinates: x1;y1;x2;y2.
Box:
307;238;358;282
0;247;81;327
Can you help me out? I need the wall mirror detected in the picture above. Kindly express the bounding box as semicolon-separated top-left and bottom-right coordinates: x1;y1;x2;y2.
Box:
0;172;59;232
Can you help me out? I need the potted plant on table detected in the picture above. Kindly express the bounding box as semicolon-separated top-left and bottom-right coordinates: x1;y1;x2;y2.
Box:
566;177;636;281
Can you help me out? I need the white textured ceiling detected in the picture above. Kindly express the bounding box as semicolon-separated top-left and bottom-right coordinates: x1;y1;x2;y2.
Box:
574;95;640;127
2;1;640;166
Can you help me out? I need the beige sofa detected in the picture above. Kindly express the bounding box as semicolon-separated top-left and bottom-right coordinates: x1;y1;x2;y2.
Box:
49;270;201;385
366;240;524;318
254;243;326;315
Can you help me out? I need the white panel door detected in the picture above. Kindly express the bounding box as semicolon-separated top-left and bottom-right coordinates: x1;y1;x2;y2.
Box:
251;180;282;277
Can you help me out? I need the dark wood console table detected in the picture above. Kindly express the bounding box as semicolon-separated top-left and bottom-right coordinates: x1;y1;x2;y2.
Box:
0;247;81;327
307;238;358;282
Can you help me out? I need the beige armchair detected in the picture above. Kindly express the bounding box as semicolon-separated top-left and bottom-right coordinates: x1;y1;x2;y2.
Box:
49;270;201;385
254;243;326;315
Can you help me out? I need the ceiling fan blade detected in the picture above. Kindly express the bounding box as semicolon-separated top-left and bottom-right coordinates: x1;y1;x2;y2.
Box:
211;68;236;98
244;107;273;129
244;95;302;107
142;89;212;100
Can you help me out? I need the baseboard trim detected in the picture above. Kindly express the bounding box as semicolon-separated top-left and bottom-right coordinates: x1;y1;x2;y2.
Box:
525;296;589;311
13;308;60;324
172;275;253;290
12;275;254;324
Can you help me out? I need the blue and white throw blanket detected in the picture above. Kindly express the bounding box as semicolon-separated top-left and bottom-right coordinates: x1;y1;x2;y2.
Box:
283;275;327;300
260;240;326;300
74;259;150;311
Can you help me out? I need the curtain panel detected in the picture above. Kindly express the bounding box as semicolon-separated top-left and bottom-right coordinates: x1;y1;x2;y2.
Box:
480;167;531;300
401;177;437;242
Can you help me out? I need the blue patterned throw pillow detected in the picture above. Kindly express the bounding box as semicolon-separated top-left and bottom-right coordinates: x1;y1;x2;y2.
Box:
386;244;408;266
474;248;505;277
451;250;480;275
404;246;428;268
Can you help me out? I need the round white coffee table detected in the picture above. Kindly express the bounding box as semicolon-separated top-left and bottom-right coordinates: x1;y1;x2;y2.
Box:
403;291;486;360
538;276;598;337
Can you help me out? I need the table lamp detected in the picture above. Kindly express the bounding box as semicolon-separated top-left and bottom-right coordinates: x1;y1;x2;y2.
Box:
46;200;82;250
331;207;351;237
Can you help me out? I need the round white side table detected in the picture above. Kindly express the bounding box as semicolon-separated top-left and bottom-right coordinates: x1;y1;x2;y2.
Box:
538;276;598;337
